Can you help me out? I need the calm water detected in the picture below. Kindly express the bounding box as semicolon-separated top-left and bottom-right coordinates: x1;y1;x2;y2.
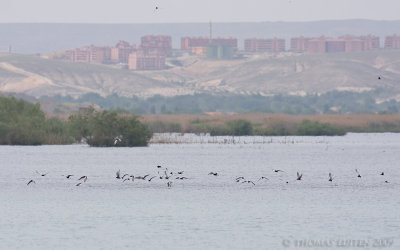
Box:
1;133;399;250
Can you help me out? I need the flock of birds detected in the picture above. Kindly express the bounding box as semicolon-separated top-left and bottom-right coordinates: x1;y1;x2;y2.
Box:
26;171;88;186
113;165;188;188
233;169;390;185
26;167;390;187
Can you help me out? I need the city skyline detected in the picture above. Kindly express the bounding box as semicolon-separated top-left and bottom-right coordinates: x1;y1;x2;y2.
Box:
1;0;400;23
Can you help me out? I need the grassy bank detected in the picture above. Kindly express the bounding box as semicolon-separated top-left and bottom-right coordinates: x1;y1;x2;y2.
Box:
4;96;400;146
140;113;400;136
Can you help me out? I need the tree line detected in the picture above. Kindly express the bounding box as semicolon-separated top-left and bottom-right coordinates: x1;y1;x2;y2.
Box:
13;95;400;146
50;88;400;115
0;96;152;146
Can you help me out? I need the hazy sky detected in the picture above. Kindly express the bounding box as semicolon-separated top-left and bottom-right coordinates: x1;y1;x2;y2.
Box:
1;0;399;23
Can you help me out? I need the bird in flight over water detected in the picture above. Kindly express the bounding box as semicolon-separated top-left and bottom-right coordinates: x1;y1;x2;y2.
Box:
116;170;121;179
36;171;48;177
355;169;361;178
296;172;303;181
78;176;88;182
27;180;35;185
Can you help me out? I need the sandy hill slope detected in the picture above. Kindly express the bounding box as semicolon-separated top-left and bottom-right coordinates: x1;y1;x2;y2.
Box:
138;50;400;97
1;50;400;99
0;53;190;98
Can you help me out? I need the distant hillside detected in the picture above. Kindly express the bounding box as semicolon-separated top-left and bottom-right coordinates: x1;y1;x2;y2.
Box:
0;53;188;98
1;50;400;101
145;50;400;98
1;20;400;54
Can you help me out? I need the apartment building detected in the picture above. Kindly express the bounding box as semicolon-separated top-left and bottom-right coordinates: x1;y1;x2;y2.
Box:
111;40;136;64
384;34;400;49
181;37;210;50
244;38;285;52
128;50;166;70
141;35;172;56
65;45;111;64
292;35;380;53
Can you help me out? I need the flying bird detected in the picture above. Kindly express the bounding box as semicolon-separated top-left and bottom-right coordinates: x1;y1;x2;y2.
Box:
380;172;384;176
78;176;88;182
135;174;150;180
36;171;48;177
154;3;162;11
114;137;122;145
296;172;303;181
163;171;171;179
116;170;121;179
242;180;255;185
148;176;156;182
65;175;73;179
355;169;361;178
27;180;35;185
236;177;245;182
328;173;333;182
258;177;269;181
76;183;82;186
274;169;285;173
208;172;218;176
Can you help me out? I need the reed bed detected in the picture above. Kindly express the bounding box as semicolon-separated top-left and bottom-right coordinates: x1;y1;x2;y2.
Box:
149;133;331;145
141;113;400;134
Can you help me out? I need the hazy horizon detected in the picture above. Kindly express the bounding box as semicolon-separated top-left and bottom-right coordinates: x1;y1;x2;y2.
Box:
1;0;400;23
1;18;400;25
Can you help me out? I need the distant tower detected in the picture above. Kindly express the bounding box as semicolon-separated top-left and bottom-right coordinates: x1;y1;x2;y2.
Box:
209;21;212;44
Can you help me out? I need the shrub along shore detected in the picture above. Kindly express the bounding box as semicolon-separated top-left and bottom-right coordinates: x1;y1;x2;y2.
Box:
3;96;400;146
0;96;152;146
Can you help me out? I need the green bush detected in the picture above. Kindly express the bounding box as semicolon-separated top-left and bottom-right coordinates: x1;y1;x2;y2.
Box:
44;117;75;144
0;96;152;146
82;110;152;147
67;108;92;141
296;120;346;136
0;96;46;145
227;119;253;136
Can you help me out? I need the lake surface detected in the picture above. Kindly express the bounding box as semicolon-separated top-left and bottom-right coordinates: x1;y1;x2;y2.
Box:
1;133;399;250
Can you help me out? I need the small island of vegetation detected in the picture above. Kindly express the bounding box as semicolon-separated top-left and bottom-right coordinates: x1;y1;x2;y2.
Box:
0;96;152;146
